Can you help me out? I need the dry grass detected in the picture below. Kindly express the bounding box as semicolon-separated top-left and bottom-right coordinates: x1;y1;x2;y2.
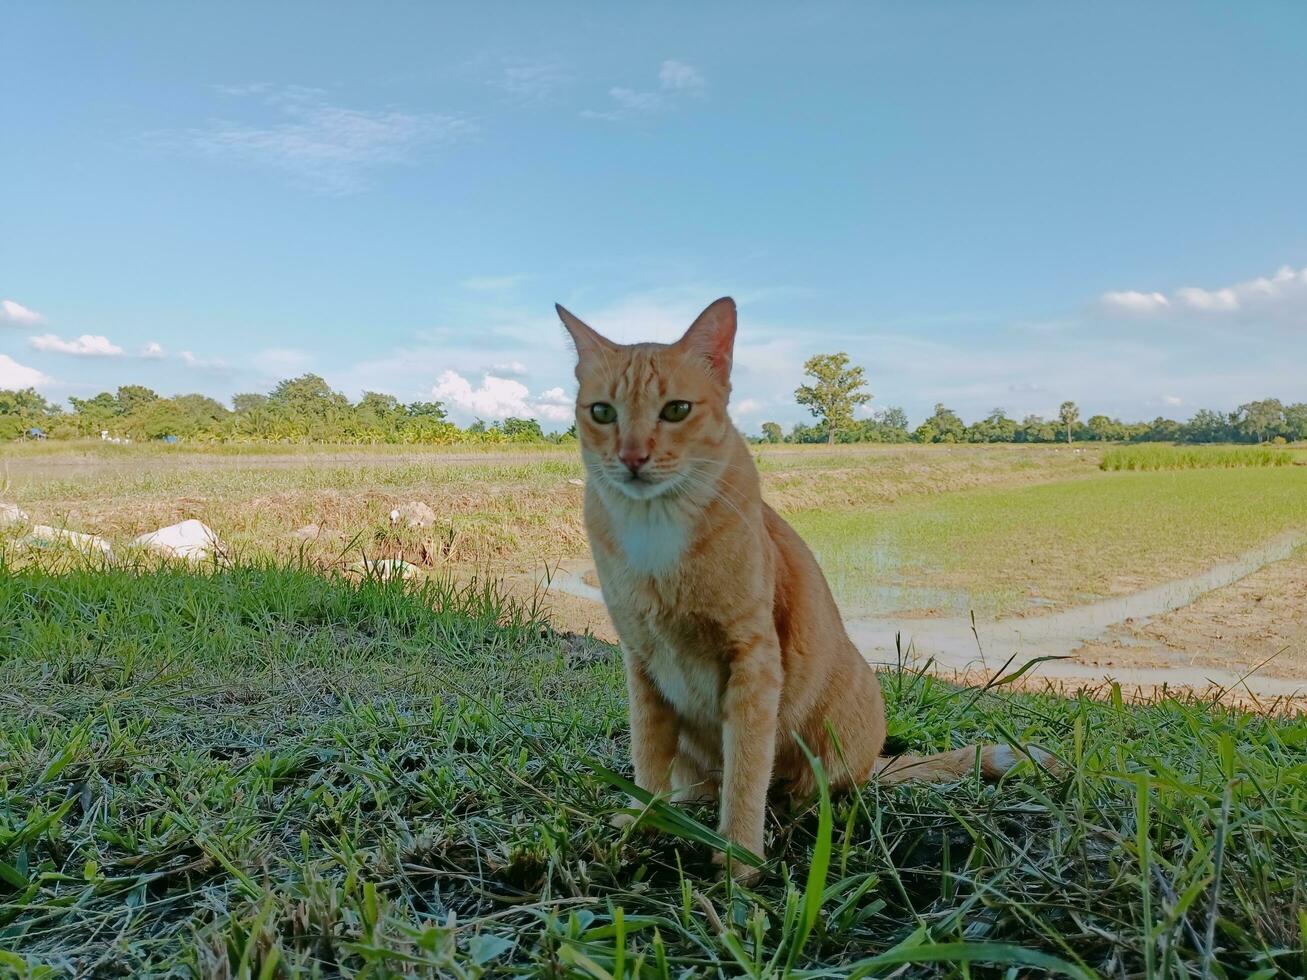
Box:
0;442;1096;577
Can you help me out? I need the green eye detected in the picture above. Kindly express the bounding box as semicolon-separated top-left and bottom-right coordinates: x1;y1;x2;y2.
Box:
660;400;692;422
590;402;616;424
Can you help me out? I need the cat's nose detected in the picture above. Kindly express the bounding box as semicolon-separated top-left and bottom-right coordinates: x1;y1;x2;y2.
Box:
619;449;651;474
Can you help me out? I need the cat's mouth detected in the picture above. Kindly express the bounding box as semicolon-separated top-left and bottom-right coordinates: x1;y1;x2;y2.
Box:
608;466;675;500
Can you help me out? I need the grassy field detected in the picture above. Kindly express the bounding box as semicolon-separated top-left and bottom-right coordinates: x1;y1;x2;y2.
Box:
1100;444;1297;471
4;440;1306;622
791;467;1307;617
3;561;1304;976
0;441;1094;579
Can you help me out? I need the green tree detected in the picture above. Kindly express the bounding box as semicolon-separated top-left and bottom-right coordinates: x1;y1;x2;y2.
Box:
967;407;1016;443
267;374;350;441
873;406;910;442
67;392;120;435
1236;399;1284;443
916;403;965;443
1086;414;1116;441
498;417;545;441
1284;403;1307;442
404;400;447;420
1141;416;1182;442
1017;414;1057;443
0;387;60;440
124;398;189;439
1181;409;1234;444
232;393;269;413
911;421;938;444
0;387;57;418
760;421;783;444
115;385;159;416
788;421;826;443
794;352;871;445
354;392;403;441
1058;401;1080;445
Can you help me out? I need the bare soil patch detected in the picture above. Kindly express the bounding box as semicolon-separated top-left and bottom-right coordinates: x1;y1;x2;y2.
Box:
1077;546;1307;680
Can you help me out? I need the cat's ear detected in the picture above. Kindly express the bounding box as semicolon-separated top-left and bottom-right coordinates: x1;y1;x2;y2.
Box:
556;303;617;364
678;297;737;384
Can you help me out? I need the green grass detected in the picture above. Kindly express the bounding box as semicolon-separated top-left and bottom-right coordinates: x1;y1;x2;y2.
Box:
1100;444;1296;471
790;467;1307;616
3;561;1305;976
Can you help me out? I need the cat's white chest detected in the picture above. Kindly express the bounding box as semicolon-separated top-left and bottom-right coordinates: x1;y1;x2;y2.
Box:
615;501;688;577
645;645;723;727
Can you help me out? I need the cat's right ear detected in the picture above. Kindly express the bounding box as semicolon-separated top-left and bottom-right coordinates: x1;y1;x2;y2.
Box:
556;304;617;365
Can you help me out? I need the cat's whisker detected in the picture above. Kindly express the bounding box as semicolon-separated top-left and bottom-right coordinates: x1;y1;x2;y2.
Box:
671;468;751;524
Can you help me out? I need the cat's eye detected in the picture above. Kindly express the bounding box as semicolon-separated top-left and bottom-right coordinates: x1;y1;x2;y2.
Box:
660;400;692;423
590;402;617;424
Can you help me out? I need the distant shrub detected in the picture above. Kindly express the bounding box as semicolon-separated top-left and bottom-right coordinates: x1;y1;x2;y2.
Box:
1100;444;1295;471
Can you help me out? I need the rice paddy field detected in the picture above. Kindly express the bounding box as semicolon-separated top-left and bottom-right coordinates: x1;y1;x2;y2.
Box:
2;440;1306;975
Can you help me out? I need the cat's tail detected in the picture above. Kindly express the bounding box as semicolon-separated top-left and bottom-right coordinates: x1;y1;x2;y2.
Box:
872;743;1059;786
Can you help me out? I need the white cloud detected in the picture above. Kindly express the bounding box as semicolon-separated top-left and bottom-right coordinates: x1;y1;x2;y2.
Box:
492;61;565;102
734;398;763;415
139;341;166;358
0;354;50;388
1161;394;1184;406
659;60;705;92
1100;264;1307;321
491;359;528;376
583;60;706;122
433;370;533;420
1100;290;1170;315
29;333;124;357
432;370;573;424
180;350;230;372
535;403;573;423
462;275;525;292
534;386;573;422
254;347;313;376
609;87;664;113
164;85;476;195
0;299;43;325
1174;286;1238;312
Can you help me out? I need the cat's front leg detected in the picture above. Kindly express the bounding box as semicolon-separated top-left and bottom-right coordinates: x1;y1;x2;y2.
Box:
622;647;680;799
717;629;782;879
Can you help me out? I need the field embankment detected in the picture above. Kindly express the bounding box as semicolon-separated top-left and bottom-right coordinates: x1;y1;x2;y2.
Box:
2;562;1303;976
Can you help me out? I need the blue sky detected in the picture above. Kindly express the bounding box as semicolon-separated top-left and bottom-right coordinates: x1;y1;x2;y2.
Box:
4;3;1306;431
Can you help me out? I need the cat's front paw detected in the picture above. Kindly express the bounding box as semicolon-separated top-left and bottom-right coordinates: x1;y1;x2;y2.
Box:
610;796;659;833
712;847;764;884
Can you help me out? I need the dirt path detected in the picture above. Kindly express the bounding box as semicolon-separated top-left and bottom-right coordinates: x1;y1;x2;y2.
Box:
535;532;1307;700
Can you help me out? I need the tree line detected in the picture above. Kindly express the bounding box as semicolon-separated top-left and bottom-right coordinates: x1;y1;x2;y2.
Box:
3;358;1303;446
0;375;563;444
764;352;1306;446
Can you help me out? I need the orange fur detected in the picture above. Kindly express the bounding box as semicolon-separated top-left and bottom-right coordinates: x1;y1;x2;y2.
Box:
557;297;1049;873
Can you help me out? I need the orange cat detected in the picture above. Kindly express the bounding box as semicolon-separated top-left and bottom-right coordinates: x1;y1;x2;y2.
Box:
557;297;1052;874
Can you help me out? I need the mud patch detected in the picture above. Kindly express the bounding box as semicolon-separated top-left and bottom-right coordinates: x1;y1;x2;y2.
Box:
1079;545;1307;680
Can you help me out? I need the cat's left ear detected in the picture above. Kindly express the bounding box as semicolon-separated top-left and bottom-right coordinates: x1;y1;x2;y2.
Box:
678;297;737;384
556;303;618;368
